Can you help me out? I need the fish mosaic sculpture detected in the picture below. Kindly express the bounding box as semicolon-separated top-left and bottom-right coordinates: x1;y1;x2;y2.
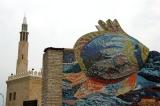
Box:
62;19;160;106
74;19;149;80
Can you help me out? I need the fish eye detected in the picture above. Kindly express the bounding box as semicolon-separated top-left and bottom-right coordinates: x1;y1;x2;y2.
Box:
135;44;139;49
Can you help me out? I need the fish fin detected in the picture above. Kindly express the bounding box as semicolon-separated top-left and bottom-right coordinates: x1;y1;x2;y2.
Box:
98;19;128;34
74;78;105;98
64;72;87;86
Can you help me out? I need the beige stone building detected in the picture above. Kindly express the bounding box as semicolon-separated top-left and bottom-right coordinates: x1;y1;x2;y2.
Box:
6;17;42;106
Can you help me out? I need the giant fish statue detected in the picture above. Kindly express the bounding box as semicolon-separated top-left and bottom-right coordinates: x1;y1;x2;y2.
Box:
63;20;160;105
63;19;150;99
74;19;149;80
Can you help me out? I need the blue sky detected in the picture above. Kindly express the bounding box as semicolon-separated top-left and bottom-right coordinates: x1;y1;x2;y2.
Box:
0;0;160;105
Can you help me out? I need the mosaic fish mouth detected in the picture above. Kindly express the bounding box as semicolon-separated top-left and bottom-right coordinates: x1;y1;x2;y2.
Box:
84;53;138;80
86;60;138;80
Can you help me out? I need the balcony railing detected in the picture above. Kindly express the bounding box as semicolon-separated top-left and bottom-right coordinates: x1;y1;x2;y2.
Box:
8;70;42;81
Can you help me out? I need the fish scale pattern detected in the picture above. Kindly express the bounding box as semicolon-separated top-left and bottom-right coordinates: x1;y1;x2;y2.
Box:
62;19;160;106
139;51;160;82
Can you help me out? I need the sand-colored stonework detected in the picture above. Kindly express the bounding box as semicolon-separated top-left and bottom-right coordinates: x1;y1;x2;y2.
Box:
6;74;42;106
6;17;42;106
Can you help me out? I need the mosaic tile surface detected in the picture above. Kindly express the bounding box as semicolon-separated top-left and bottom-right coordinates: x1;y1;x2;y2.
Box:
62;20;160;106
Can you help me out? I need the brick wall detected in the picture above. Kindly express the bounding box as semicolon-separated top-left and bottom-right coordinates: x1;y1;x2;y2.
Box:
42;47;64;106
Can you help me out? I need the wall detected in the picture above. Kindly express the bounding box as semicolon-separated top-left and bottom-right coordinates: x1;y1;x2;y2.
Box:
6;77;29;106
42;47;63;106
28;77;42;106
6;76;42;106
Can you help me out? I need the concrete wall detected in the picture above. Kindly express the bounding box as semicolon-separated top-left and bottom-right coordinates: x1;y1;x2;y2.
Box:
6;76;42;106
28;77;42;106
6;77;29;106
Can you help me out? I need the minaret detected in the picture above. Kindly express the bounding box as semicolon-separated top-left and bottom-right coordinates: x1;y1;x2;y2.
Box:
16;16;29;74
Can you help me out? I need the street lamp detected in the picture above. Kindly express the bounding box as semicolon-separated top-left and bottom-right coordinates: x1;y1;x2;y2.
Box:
0;93;4;106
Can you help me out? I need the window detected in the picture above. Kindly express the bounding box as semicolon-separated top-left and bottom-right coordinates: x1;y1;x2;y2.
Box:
24;35;26;41
20;35;22;41
26;35;28;41
13;92;16;100
9;93;12;101
23;35;25;40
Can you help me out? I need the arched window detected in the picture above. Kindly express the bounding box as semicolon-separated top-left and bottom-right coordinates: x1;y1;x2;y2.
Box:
13;92;16;100
9;93;12;101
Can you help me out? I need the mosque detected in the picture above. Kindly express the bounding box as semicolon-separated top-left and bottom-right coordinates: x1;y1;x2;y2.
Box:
6;17;42;106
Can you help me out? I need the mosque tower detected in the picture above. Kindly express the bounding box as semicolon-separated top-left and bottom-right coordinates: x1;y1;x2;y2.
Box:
6;17;42;106
16;16;29;74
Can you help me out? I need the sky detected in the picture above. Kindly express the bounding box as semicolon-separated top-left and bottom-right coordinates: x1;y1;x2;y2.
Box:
1;0;160;105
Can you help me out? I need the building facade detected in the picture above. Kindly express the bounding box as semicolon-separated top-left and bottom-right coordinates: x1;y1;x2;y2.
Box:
6;17;42;106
